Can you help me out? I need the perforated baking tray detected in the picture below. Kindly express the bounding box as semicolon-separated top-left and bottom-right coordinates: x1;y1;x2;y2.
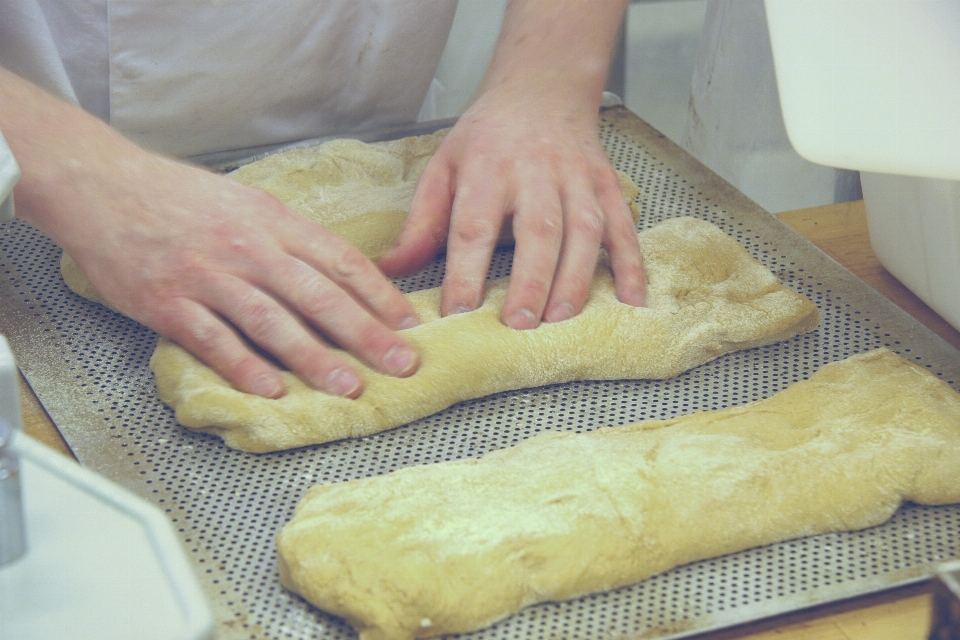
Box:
2;107;959;640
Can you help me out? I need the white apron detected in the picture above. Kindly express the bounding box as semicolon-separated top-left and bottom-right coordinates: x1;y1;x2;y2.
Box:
106;0;457;157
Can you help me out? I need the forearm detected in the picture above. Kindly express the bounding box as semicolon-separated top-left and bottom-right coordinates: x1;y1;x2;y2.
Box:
479;0;628;115
0;65;155;252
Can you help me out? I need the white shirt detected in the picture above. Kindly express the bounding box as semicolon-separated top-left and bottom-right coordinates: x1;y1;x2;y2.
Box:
0;0;458;157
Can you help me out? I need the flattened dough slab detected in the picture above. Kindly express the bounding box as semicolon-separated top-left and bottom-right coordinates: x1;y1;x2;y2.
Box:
277;349;960;640
151;217;819;452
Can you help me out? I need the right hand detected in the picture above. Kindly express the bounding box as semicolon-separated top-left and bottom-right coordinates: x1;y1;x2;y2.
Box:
66;156;422;400
3;68;420;399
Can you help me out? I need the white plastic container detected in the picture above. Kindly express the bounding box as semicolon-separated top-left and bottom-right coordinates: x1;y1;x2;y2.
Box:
859;173;960;330
0;433;215;640
765;0;960;181
0;336;213;640
765;0;960;331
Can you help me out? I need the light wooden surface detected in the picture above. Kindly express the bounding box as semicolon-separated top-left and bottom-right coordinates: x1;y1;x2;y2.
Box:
776;200;960;352
16;199;940;639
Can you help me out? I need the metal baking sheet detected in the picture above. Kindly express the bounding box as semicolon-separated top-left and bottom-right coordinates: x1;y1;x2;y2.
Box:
2;107;959;639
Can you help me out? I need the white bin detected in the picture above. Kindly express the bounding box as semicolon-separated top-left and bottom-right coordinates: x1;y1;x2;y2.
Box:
860;173;960;331
765;0;960;331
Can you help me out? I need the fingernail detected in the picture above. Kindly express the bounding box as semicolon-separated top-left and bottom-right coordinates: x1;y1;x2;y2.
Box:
383;345;418;376
450;304;473;315
252;374;284;399
618;287;647;308
544;302;575;323
327;367;361;397
507;308;539;330
399;316;419;330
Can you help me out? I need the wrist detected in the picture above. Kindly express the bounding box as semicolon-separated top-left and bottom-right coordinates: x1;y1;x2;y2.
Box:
476;0;626;119
0;68;154;246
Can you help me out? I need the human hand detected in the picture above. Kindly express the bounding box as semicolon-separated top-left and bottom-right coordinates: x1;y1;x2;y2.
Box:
379;0;644;329
72;157;421;399
379;91;646;329
3;66;420;399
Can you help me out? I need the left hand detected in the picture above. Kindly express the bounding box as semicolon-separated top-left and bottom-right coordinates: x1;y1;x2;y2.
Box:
379;89;646;328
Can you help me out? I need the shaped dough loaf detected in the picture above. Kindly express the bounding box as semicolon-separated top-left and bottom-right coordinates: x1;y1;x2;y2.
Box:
151;217;819;452
277;349;960;640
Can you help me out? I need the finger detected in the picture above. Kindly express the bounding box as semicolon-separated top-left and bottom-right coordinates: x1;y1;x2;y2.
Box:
153;299;289;399
440;173;509;317
542;176;605;323
240;260;420;384
198;273;375;397
289;224;420;331
500;180;564;330
378;157;454;277
597;174;647;306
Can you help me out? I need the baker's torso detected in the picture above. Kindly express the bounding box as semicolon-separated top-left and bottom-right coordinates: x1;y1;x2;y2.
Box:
4;0;457;156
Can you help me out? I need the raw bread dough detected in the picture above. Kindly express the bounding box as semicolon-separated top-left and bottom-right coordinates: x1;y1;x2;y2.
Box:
151;217;819;452
276;349;960;640
227;130;452;260
59;129;642;301
227;129;642;259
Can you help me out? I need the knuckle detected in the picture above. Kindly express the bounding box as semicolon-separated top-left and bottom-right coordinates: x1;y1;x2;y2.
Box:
246;187;292;218
289;343;338;378
331;245;370;280
142;295;193;331
596;176;632;209
595;166;623;192
610;248;645;279
237;293;284;342
567;271;594;297
570;207;605;237
226;353;273;385
207;222;254;253
516;212;561;241
187;319;221;351
296;277;346;322
443;270;485;294
453;216;499;245
351;320;391;354
516;276;551;302
299;284;346;322
611;203;638;230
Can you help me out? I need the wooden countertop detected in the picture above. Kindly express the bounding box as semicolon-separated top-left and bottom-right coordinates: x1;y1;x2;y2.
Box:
18;199;948;639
